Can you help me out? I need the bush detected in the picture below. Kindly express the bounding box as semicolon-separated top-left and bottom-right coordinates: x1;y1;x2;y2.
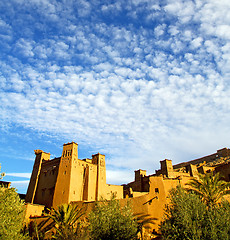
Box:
0;187;27;240
89;196;137;240
159;186;230;240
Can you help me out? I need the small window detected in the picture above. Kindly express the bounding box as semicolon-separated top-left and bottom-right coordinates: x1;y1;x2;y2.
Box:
42;189;45;197
155;188;159;193
49;188;54;196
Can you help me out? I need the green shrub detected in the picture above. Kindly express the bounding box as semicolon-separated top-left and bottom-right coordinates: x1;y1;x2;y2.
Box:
159;186;230;240
89;196;137;240
0;187;28;240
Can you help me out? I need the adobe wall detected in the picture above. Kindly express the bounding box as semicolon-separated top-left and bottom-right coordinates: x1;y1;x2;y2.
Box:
121;159;197;232
24;203;45;223
159;159;175;178
120;175;193;232
214;162;230;181
24;174;192;233
33;158;60;208
68;158;98;202
52;142;78;207
173;148;230;170
106;184;123;199
25;150;51;204
197;165;215;174
126;170;149;193
92;153;107;201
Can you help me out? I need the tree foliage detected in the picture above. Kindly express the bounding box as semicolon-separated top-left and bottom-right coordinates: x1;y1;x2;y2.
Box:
185;172;230;207
88;196;138;240
0;164;5;180
0;186;27;240
159;186;230;240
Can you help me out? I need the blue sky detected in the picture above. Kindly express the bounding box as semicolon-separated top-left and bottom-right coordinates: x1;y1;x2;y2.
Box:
1;0;230;194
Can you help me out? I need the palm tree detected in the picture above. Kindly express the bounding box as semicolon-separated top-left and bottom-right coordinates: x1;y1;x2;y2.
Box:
27;218;54;240
185;172;230;207
0;164;5;180
45;203;85;240
133;213;157;240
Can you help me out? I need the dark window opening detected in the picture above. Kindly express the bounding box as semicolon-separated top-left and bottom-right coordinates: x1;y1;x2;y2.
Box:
42;189;45;198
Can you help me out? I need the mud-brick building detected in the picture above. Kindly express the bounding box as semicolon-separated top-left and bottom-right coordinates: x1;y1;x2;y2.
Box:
25;142;123;209
24;142;230;232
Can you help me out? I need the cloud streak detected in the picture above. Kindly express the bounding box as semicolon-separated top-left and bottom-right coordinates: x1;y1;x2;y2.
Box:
6;173;31;179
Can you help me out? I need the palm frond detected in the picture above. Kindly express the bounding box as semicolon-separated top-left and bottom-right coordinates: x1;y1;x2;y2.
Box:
185;172;230;207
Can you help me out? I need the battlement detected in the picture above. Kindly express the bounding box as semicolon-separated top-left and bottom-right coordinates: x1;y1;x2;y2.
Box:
63;141;78;146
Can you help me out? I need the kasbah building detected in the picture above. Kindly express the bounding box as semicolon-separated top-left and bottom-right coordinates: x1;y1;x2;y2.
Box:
23;141;230;234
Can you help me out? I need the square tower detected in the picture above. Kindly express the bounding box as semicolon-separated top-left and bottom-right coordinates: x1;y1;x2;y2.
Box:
52;142;78;207
160;159;175;178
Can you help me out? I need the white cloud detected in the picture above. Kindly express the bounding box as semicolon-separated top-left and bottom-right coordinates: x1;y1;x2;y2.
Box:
190;37;203;49
10;180;30;193
106;169;134;185
14;38;35;58
164;1;183;14
101;2;122;13
164;0;195;23
6;173;31;178
154;24;166;37
0;18;12;43
216;25;230;39
1;0;230;187
168;25;179;36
